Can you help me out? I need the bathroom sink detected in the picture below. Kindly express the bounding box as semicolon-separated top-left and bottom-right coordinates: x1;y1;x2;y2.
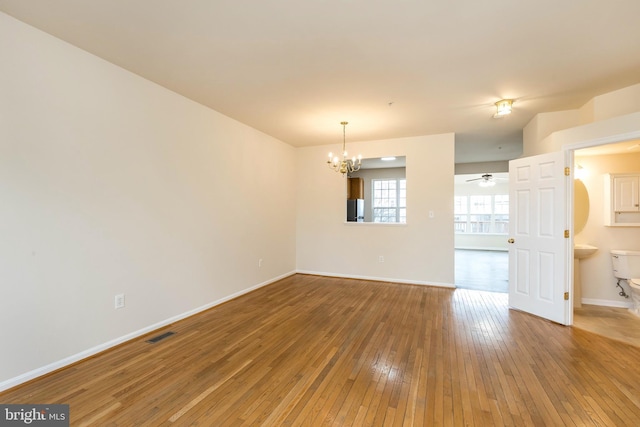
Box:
574;244;598;259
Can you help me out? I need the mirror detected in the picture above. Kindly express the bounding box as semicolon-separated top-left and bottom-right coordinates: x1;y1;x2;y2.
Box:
346;156;406;223
574;179;590;235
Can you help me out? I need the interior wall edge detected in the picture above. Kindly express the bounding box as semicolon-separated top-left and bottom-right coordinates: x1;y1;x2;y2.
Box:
580;298;633;309
295;270;456;289
455;246;508;252
0;271;296;394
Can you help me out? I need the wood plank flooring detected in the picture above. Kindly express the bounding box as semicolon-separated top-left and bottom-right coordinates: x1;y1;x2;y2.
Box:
574;304;640;348
455;249;508;293
2;274;640;426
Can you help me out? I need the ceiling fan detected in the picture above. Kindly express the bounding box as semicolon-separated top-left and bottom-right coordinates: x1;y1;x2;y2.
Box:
466;173;505;187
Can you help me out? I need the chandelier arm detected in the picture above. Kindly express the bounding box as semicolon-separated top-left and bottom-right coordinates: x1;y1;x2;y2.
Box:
326;121;360;176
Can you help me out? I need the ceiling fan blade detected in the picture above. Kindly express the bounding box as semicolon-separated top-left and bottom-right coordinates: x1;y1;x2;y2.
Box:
466;177;483;182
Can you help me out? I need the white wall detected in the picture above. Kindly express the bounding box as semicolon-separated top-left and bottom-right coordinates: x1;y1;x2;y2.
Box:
588;83;640;123
296;134;455;287
0;12;296;389
521;83;640;306
523;110;580;157
574;153;640;306
523;83;640;155
455;161;508;175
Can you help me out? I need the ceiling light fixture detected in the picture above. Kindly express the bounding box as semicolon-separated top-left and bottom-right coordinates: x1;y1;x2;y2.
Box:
575;164;588;180
494;99;514;118
381;157;396;161
466;173;498;186
478;178;496;187
327;121;362;175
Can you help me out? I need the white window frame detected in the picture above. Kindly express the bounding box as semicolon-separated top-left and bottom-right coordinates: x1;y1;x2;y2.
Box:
454;194;509;234
372;178;406;223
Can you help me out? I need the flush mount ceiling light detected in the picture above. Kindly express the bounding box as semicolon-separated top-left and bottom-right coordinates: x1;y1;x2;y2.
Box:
327;121;362;175
494;99;514;118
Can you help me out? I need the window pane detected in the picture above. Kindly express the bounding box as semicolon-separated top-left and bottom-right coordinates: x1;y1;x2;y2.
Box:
374;207;397;223
454;214;467;232
454;192;508;234
372;178;405;223
470;195;491;213
495;195;509;214
454;196;467;214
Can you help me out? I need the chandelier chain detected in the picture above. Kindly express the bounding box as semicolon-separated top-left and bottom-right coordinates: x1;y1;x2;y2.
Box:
327;121;361;175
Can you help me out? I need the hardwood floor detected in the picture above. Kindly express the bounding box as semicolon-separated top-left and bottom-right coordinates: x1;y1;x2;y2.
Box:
455;249;508;293
3;274;640;426
574;304;640;348
455;249;640;350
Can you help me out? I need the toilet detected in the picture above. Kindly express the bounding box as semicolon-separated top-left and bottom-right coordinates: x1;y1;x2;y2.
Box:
611;250;640;317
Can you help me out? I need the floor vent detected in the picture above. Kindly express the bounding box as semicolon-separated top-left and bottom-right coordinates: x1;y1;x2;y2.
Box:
147;331;175;343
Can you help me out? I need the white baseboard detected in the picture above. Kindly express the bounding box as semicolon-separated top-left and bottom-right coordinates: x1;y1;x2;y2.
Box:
455;247;508;252
296;270;455;289
581;298;633;308
0;271;296;393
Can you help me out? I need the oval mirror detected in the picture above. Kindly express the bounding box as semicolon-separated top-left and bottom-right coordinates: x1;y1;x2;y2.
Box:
574;179;589;235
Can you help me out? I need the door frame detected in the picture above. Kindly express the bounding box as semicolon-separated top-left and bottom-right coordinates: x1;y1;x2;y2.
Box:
564;129;640;320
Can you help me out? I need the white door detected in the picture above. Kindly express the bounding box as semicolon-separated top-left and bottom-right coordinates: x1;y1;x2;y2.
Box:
508;151;571;325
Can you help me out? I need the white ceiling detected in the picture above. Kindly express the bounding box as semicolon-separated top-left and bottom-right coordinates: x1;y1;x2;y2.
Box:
2;1;640;164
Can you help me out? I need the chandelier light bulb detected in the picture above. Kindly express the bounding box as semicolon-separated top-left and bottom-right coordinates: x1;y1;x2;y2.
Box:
326;121;362;176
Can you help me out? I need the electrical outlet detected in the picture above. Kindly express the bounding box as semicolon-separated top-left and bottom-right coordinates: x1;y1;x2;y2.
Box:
115;294;125;309
378;255;384;263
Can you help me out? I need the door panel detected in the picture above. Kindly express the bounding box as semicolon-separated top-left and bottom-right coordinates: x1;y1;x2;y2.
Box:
508;151;571;325
539;252;554;301
515;249;530;294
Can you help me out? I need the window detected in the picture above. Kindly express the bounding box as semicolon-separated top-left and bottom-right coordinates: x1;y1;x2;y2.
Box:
454;195;509;233
372;179;406;223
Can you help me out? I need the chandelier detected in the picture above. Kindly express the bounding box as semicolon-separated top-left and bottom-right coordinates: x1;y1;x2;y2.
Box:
327;121;362;175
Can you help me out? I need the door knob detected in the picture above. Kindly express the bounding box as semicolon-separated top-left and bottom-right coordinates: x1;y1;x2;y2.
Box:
508;238;515;244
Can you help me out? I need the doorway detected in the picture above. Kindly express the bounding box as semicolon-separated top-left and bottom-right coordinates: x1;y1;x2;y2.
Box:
570;138;640;345
455;249;508;292
454;172;509;293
